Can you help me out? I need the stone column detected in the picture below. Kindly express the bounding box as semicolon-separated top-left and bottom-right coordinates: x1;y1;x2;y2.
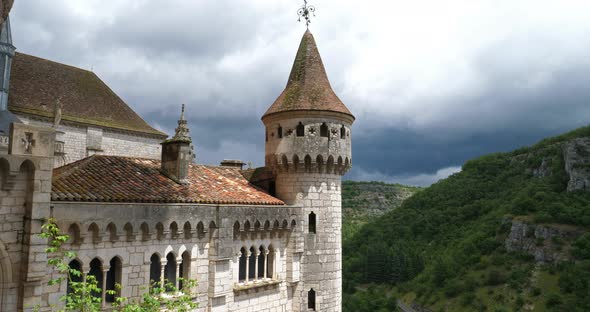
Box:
254;250;259;282
175;260;182;290
160;261;167;289
245;251;250;284
235;253;240;284
101;268;109;308
263;250;269;280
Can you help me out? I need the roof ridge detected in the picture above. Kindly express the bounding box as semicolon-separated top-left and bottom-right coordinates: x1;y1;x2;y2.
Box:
15;52;94;74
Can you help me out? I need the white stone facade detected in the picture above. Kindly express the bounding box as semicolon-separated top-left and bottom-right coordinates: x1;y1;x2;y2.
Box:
16;115;164;166
263;110;354;312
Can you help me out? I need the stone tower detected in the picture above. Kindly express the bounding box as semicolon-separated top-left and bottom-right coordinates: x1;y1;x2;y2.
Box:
262;30;354;312
161;104;194;184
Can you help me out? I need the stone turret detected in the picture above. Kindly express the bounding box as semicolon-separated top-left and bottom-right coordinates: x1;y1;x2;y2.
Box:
262;30;354;312
0;13;19;154
161;104;194;184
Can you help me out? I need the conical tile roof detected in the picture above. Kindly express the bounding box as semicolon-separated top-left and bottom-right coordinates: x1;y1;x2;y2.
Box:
262;30;353;119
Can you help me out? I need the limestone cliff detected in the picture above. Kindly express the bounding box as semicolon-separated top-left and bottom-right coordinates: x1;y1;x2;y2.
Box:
563;137;590;192
504;219;584;263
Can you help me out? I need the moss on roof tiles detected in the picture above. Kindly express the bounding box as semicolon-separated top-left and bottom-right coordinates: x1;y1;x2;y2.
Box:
262;30;354;119
8;52;166;137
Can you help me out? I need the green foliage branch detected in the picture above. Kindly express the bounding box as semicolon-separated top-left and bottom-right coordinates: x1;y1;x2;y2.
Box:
39;218;198;311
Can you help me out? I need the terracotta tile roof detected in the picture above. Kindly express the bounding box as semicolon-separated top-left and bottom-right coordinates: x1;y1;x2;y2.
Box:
52;155;284;205
262;30;354;120
8;52;166;137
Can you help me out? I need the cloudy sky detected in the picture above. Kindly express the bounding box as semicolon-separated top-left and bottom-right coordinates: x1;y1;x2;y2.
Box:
10;0;590;186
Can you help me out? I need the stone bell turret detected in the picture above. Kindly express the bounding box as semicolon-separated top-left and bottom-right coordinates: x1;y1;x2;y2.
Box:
161;104;194;184
262;29;354;312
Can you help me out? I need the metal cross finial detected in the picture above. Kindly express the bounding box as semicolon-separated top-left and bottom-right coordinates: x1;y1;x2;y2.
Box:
297;0;316;28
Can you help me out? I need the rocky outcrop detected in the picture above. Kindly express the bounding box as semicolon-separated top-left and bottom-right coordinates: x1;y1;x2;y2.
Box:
504;219;584;263
342;182;418;219
563;137;590;192
532;158;552;178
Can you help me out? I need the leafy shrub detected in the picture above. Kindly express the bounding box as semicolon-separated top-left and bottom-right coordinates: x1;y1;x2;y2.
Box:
545;293;562;307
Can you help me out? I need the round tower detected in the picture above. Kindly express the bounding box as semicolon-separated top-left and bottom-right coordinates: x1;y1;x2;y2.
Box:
262;30;354;312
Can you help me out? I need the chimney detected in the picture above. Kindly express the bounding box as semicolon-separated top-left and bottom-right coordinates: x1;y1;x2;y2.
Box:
161;104;194;184
220;159;245;170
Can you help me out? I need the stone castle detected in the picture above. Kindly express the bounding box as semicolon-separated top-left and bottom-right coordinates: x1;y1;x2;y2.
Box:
0;5;354;312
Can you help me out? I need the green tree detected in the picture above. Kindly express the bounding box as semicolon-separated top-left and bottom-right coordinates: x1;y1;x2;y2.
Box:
39;218;198;311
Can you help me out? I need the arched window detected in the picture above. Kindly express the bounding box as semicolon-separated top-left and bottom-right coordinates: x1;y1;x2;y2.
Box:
183;222;192;239
156;223;164;240
340;125;346;139
320;123;328;137
309;212;316;234
67;260;83;295
149;254;161;287
304;155;312;173
258;246;265;279
254;220;261;231
124;223;133;242
179;251;190;290
88;223;100;244
164;253;176;292
277;125;283;138
106;257;122;303
106;223;117;242
170;222;178;239
248;247;256;280
233;221;240;239
326;156;334;174
316;155;324;174
88;258;103;298
140;223;149;241
267;246;275;279
239;247;247;282
68;224;81;245
308;288;316;310
197;221;206;238
296;122;305;137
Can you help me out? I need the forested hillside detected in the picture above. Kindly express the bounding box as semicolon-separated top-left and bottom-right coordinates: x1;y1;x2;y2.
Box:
342;126;590;312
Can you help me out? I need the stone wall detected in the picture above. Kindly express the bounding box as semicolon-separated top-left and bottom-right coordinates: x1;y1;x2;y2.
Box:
17;116;164;166
39;202;303;312
276;173;342;312
0;153;53;311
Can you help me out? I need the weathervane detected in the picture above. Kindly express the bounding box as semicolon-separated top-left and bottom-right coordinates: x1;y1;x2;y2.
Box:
297;0;316;28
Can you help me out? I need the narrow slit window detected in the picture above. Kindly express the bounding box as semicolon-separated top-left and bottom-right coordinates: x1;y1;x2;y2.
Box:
308;288;316;311
296;122;305;137
278;125;283;138
340;125;346;139
309;212;316;234
320;123;328;137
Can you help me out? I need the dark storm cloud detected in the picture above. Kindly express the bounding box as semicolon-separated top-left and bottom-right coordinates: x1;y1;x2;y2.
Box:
9;1;590;185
